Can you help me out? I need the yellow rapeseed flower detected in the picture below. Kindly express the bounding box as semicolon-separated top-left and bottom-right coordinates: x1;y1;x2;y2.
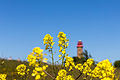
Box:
90;59;115;80
16;64;27;76
33;47;43;54
43;34;54;50
56;69;74;80
58;55;62;58
0;74;7;80
65;56;75;71
75;63;83;72
27;53;36;66
35;74;41;80
32;65;48;80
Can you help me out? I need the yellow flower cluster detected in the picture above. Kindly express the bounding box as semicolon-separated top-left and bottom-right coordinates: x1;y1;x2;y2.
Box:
16;64;29;76
32;65;48;80
75;58;94;76
43;34;54;50
75;63;83;72
27;52;36;66
33;47;43;54
57;32;69;54
27;47;48;80
43;34;55;65
74;58;116;80
65;57;94;74
65;56;75;71
56;69;74;80
0;74;7;80
101;77;113;80
82;59;94;75
57;32;69;65
27;47;47;66
90;59;115;80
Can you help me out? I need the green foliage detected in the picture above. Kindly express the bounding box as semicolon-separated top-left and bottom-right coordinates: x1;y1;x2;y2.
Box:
73;49;92;65
73;57;86;65
82;49;92;61
0;58;120;80
114;60;120;67
0;58;34;80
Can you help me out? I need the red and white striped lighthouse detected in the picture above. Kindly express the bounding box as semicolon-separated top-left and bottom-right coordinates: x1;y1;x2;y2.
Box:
77;40;83;58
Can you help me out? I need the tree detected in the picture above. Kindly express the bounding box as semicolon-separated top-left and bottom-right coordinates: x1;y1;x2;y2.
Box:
82;49;92;61
73;49;92;65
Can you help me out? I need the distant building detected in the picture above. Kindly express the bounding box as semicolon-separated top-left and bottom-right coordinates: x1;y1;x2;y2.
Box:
8;57;12;60
73;40;85;64
17;58;21;62
77;40;83;59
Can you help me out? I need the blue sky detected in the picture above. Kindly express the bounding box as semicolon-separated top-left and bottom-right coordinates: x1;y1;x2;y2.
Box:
0;0;120;63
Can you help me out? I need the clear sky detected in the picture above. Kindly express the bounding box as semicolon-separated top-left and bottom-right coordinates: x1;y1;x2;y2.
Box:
0;0;120;63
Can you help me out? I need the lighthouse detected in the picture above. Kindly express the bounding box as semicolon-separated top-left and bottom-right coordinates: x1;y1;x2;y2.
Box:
77;40;83;59
72;40;85;64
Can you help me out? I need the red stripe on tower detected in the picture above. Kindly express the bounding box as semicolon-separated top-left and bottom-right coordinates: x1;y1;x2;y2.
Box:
77;40;83;48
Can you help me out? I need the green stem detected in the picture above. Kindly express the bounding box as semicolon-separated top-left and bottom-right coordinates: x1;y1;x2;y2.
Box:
50;47;54;65
62;45;65;67
62;53;65;67
75;72;82;80
43;70;56;80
